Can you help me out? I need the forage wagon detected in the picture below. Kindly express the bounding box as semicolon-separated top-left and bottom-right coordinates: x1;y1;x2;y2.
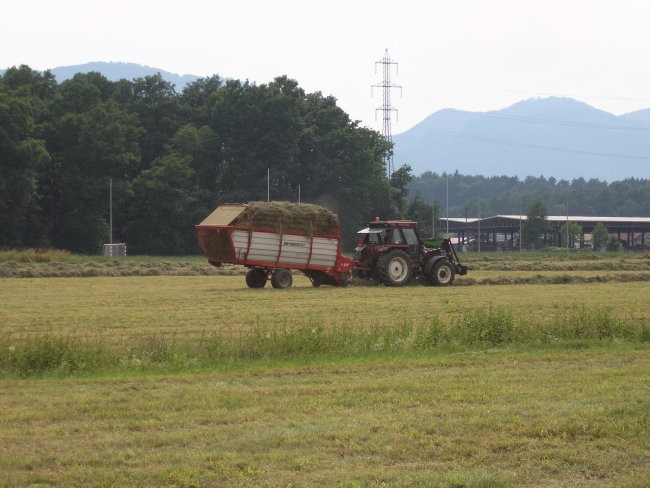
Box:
195;202;354;288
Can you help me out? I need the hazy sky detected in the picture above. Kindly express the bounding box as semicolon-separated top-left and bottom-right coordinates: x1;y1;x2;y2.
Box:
3;0;650;133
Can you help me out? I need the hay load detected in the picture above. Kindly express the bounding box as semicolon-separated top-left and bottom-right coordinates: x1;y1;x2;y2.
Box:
232;201;339;236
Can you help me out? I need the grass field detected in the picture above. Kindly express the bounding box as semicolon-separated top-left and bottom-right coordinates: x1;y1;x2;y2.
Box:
1;252;649;486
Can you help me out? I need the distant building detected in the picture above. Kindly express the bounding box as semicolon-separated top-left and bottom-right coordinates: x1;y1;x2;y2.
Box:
439;215;650;251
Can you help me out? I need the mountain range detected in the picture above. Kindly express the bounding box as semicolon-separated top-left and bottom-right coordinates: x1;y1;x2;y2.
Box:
1;61;201;90
3;62;649;181
393;97;650;181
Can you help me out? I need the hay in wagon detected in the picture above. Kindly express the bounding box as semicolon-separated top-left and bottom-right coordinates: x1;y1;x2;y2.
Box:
232;201;339;236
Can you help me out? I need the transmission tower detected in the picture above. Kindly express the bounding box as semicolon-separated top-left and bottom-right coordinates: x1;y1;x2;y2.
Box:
372;49;401;176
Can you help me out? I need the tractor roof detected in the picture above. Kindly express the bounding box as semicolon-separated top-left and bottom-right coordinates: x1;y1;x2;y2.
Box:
368;220;418;228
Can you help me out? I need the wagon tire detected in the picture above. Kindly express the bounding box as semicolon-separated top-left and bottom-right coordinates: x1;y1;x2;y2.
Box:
245;268;268;288
271;268;293;289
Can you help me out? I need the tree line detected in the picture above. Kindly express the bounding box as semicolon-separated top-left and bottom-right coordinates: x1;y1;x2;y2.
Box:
409;171;650;219
1;65;411;254
3;65;646;255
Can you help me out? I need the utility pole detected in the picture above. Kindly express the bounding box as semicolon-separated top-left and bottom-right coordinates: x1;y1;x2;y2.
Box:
566;203;570;250
519;199;523;252
372;49;401;177
109;178;113;245
446;173;449;236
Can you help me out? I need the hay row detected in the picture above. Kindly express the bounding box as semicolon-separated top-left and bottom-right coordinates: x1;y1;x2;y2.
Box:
467;261;650;271
0;261;240;278
455;272;650;286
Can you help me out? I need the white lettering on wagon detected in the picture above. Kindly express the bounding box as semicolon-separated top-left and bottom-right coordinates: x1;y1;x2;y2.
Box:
283;241;307;247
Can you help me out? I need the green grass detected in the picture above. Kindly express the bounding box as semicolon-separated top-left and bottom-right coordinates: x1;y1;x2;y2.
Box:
1;301;647;377
1;257;649;486
1;347;648;487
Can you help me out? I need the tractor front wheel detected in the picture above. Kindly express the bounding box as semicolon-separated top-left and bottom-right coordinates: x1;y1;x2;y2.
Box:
377;250;413;286
429;259;455;286
271;268;293;289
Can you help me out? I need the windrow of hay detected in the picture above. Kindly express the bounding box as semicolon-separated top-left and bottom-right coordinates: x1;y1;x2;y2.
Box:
0;261;243;278
0;248;72;263
466;260;650;271
231;201;339;236
455;272;650;286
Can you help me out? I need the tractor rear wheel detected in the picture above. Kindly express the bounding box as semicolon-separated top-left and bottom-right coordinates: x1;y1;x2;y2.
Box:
245;268;267;288
429;259;455;286
271;268;293;289
377;250;413;286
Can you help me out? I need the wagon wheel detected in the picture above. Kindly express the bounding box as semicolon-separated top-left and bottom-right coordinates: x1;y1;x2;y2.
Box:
271;268;293;289
245;268;267;288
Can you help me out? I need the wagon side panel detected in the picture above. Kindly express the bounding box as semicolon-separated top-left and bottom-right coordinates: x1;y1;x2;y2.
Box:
309;237;338;267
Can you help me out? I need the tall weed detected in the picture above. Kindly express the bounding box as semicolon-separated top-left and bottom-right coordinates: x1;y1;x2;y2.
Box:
1;305;647;378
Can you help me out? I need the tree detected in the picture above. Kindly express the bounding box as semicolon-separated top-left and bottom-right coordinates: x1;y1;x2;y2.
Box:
523;201;550;246
0;67;406;254
0;67;54;247
114;74;183;171
405;192;437;237
606;235;621;252
42;93;141;252
125;153;198;254
591;223;609;251
558;222;583;248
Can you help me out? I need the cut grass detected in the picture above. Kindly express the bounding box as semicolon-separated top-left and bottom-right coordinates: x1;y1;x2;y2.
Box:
1;348;648;487
1;268;649;486
1;275;648;378
1;276;649;341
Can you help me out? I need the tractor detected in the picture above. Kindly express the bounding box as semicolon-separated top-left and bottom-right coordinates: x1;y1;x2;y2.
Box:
353;219;467;286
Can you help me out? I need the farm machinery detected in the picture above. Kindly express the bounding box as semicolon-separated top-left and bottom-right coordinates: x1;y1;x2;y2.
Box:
353;219;467;287
196;202;466;289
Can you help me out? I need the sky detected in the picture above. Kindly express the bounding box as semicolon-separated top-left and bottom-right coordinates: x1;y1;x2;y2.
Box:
3;0;650;134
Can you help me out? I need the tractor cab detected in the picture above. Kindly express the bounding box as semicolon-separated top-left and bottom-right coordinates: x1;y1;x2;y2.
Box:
355;220;421;261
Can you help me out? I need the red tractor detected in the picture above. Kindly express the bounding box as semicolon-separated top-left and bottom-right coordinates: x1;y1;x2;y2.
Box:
353;219;467;286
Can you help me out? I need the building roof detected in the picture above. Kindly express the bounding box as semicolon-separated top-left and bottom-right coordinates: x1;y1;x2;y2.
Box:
491;215;650;223
439;215;650;234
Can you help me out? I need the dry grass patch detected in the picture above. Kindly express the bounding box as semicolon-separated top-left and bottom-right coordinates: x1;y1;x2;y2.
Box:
1;276;648;342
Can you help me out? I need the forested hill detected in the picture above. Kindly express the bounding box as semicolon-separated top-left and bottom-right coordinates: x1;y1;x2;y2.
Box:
409;172;650;218
393;97;650;181
0;65;407;254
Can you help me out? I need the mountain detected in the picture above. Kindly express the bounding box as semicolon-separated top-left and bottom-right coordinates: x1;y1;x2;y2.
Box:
621;108;650;126
392;97;650;181
50;62;201;89
1;62;201;90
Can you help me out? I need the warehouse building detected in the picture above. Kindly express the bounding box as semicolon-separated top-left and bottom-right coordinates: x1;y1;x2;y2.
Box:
439;215;650;251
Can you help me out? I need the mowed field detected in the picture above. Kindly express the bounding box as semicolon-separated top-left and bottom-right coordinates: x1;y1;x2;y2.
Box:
1;252;649;487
